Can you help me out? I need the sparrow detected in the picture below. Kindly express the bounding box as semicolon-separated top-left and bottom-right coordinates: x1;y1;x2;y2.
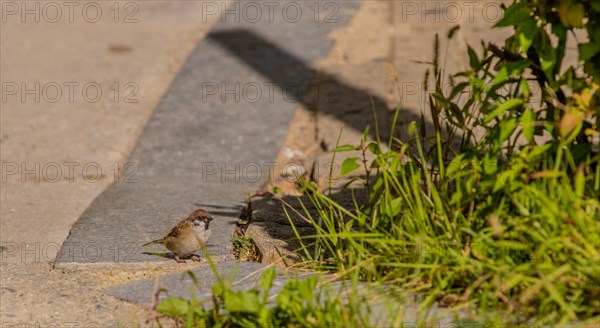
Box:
143;209;213;263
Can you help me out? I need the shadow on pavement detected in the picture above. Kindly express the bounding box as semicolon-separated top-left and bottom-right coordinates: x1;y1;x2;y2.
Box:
208;29;438;144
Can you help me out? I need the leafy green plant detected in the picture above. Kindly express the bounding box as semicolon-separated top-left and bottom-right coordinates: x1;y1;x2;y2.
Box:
231;235;254;250
155;256;403;327
156;259;276;327
283;0;599;324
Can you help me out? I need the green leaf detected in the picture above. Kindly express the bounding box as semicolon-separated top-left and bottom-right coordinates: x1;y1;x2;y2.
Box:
408;121;417;136
521;109;536;143
483;154;498;175
156;297;190;318
575;166;585;197
518;78;531;99
579;42;600;61
484;99;523;123
571;142;591;163
361;125;370;141
498;118;517;144
559;1;585;28
495;2;529;27
260;267;276;294
526;144;552;159
332;145;360;152
467;45;480;70
518;20;537;53
491;66;509;86
366;142;381;155
224;290;260;313
539;45;557;80
340;157;361;176
446;153;467;177
507;60;531;76
387;197;403;216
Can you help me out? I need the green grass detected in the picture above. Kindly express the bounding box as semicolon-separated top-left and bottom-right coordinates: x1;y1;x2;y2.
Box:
289;125;599;324
282;12;600;322
278;4;600;322
154;248;410;327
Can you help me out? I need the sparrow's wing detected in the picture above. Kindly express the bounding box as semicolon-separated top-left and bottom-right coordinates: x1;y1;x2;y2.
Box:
165;219;189;239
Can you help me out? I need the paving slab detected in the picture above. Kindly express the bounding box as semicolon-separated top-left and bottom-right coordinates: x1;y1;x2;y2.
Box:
55;1;362;265
105;259;470;325
105;261;284;307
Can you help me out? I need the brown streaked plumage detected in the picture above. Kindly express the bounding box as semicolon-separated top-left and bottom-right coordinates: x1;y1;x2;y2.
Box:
143;209;213;262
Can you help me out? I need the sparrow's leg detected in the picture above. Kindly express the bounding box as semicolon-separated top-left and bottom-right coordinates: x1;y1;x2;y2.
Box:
174;255;186;263
191;255;202;262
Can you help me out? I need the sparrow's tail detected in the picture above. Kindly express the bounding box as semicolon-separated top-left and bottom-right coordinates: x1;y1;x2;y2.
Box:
143;239;164;246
